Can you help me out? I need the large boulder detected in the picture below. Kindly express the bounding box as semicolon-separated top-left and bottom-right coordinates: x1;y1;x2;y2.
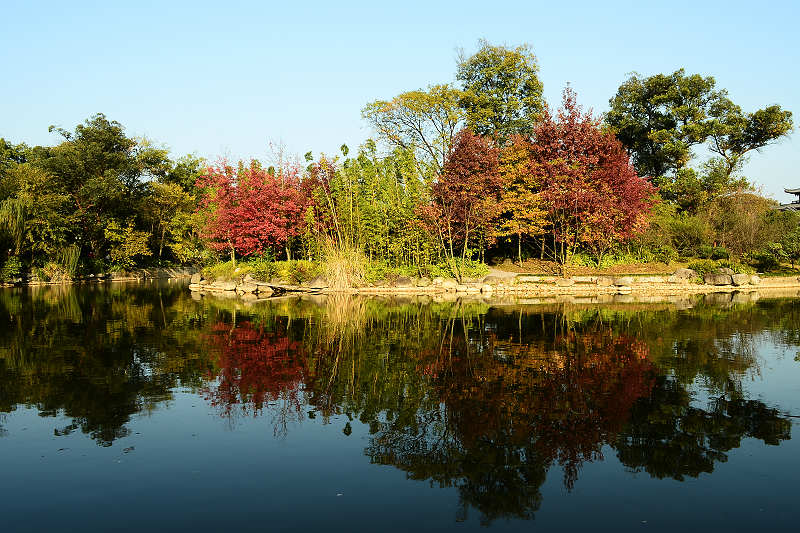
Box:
237;283;258;294
731;273;750;286
704;273;732;286
555;278;575;287
416;277;432;287
716;267;735;276
257;286;274;298
190;273;202;284
750;274;761;285
394;275;414;288
482;275;504;285
441;279;458;291
214;281;238;291
596;276;615;287
614;276;634;287
671;268;697;281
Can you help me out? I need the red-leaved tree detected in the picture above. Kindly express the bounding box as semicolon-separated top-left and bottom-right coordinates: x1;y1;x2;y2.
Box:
531;89;657;269
196;161;309;263
423;129;503;280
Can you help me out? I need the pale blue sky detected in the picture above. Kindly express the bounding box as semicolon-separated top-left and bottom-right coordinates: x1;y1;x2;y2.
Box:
2;0;797;199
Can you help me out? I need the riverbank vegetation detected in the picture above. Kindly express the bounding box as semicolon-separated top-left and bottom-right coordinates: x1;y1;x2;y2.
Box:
0;41;794;284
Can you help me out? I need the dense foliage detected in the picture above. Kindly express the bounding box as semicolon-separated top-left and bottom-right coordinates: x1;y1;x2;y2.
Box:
0;42;794;281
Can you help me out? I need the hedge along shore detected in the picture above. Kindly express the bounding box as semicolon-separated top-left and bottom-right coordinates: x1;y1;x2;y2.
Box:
187;268;800;301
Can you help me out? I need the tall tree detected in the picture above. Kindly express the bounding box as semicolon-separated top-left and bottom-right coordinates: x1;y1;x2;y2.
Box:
497;136;547;264
362;84;464;174
456;40;544;139
424;129;502;280
606;69;792;194
533;89;657;269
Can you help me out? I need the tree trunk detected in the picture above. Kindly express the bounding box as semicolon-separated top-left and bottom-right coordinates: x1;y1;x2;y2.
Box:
518;230;522;266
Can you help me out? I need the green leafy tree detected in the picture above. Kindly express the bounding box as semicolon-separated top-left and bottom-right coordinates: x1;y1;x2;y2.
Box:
606;69;792;201
362;84;464;173
104;220;152;270
456;40;544;139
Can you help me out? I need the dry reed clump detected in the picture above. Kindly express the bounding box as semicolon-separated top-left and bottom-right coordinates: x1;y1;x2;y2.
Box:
322;242;367;289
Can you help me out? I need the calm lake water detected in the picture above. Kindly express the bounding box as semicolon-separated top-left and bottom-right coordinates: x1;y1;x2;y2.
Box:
1;282;799;532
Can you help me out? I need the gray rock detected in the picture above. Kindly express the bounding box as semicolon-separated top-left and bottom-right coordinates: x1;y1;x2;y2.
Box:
416;277;432;287
441;279;458;291
479;284;493;294
704;273;732;286
555;278;575;287
750;274;761;285
596;276;615;286
216;281;238;291
455;284;469;292
237;283;258;294
431;277;445;285
614;276;634;287
482;275;504;285
716;267;735;275
394;275;414;288
671;268;698;280
257;286;274;298
731;273;750;286
190;273;202;284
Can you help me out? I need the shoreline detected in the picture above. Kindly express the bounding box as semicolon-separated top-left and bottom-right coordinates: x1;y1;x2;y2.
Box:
187;272;800;300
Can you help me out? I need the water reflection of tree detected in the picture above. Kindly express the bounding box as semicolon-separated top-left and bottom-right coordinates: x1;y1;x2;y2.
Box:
3;287;797;522
615;376;791;480
365;320;656;525
0;283;213;446
201;317;306;436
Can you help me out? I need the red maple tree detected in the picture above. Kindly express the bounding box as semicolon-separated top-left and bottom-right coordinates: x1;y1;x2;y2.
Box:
531;88;657;268
196;160;309;262
423;129;504;279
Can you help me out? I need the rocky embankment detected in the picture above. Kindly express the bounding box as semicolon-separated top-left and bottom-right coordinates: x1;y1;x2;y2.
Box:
186;266;799;300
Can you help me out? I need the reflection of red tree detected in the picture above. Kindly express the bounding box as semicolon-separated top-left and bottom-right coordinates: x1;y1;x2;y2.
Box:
433;328;656;489
202;321;306;420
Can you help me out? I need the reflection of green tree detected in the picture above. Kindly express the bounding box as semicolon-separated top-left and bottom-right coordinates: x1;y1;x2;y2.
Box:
615;375;791;480
0;283;213;445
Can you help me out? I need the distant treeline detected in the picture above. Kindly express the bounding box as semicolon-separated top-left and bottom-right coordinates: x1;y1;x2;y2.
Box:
0;41;795;282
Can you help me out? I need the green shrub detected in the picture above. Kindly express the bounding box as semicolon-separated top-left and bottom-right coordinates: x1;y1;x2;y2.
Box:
711;247;730;260
751;243;785;272
698;245;714;259
686;259;716;277
249;258;276;282
202;260;241;281
274;260;322;284
1;256;22;281
687;258;754;277
652;245;678;264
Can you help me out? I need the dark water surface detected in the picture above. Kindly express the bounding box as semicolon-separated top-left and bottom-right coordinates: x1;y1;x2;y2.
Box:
1;282;799;532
